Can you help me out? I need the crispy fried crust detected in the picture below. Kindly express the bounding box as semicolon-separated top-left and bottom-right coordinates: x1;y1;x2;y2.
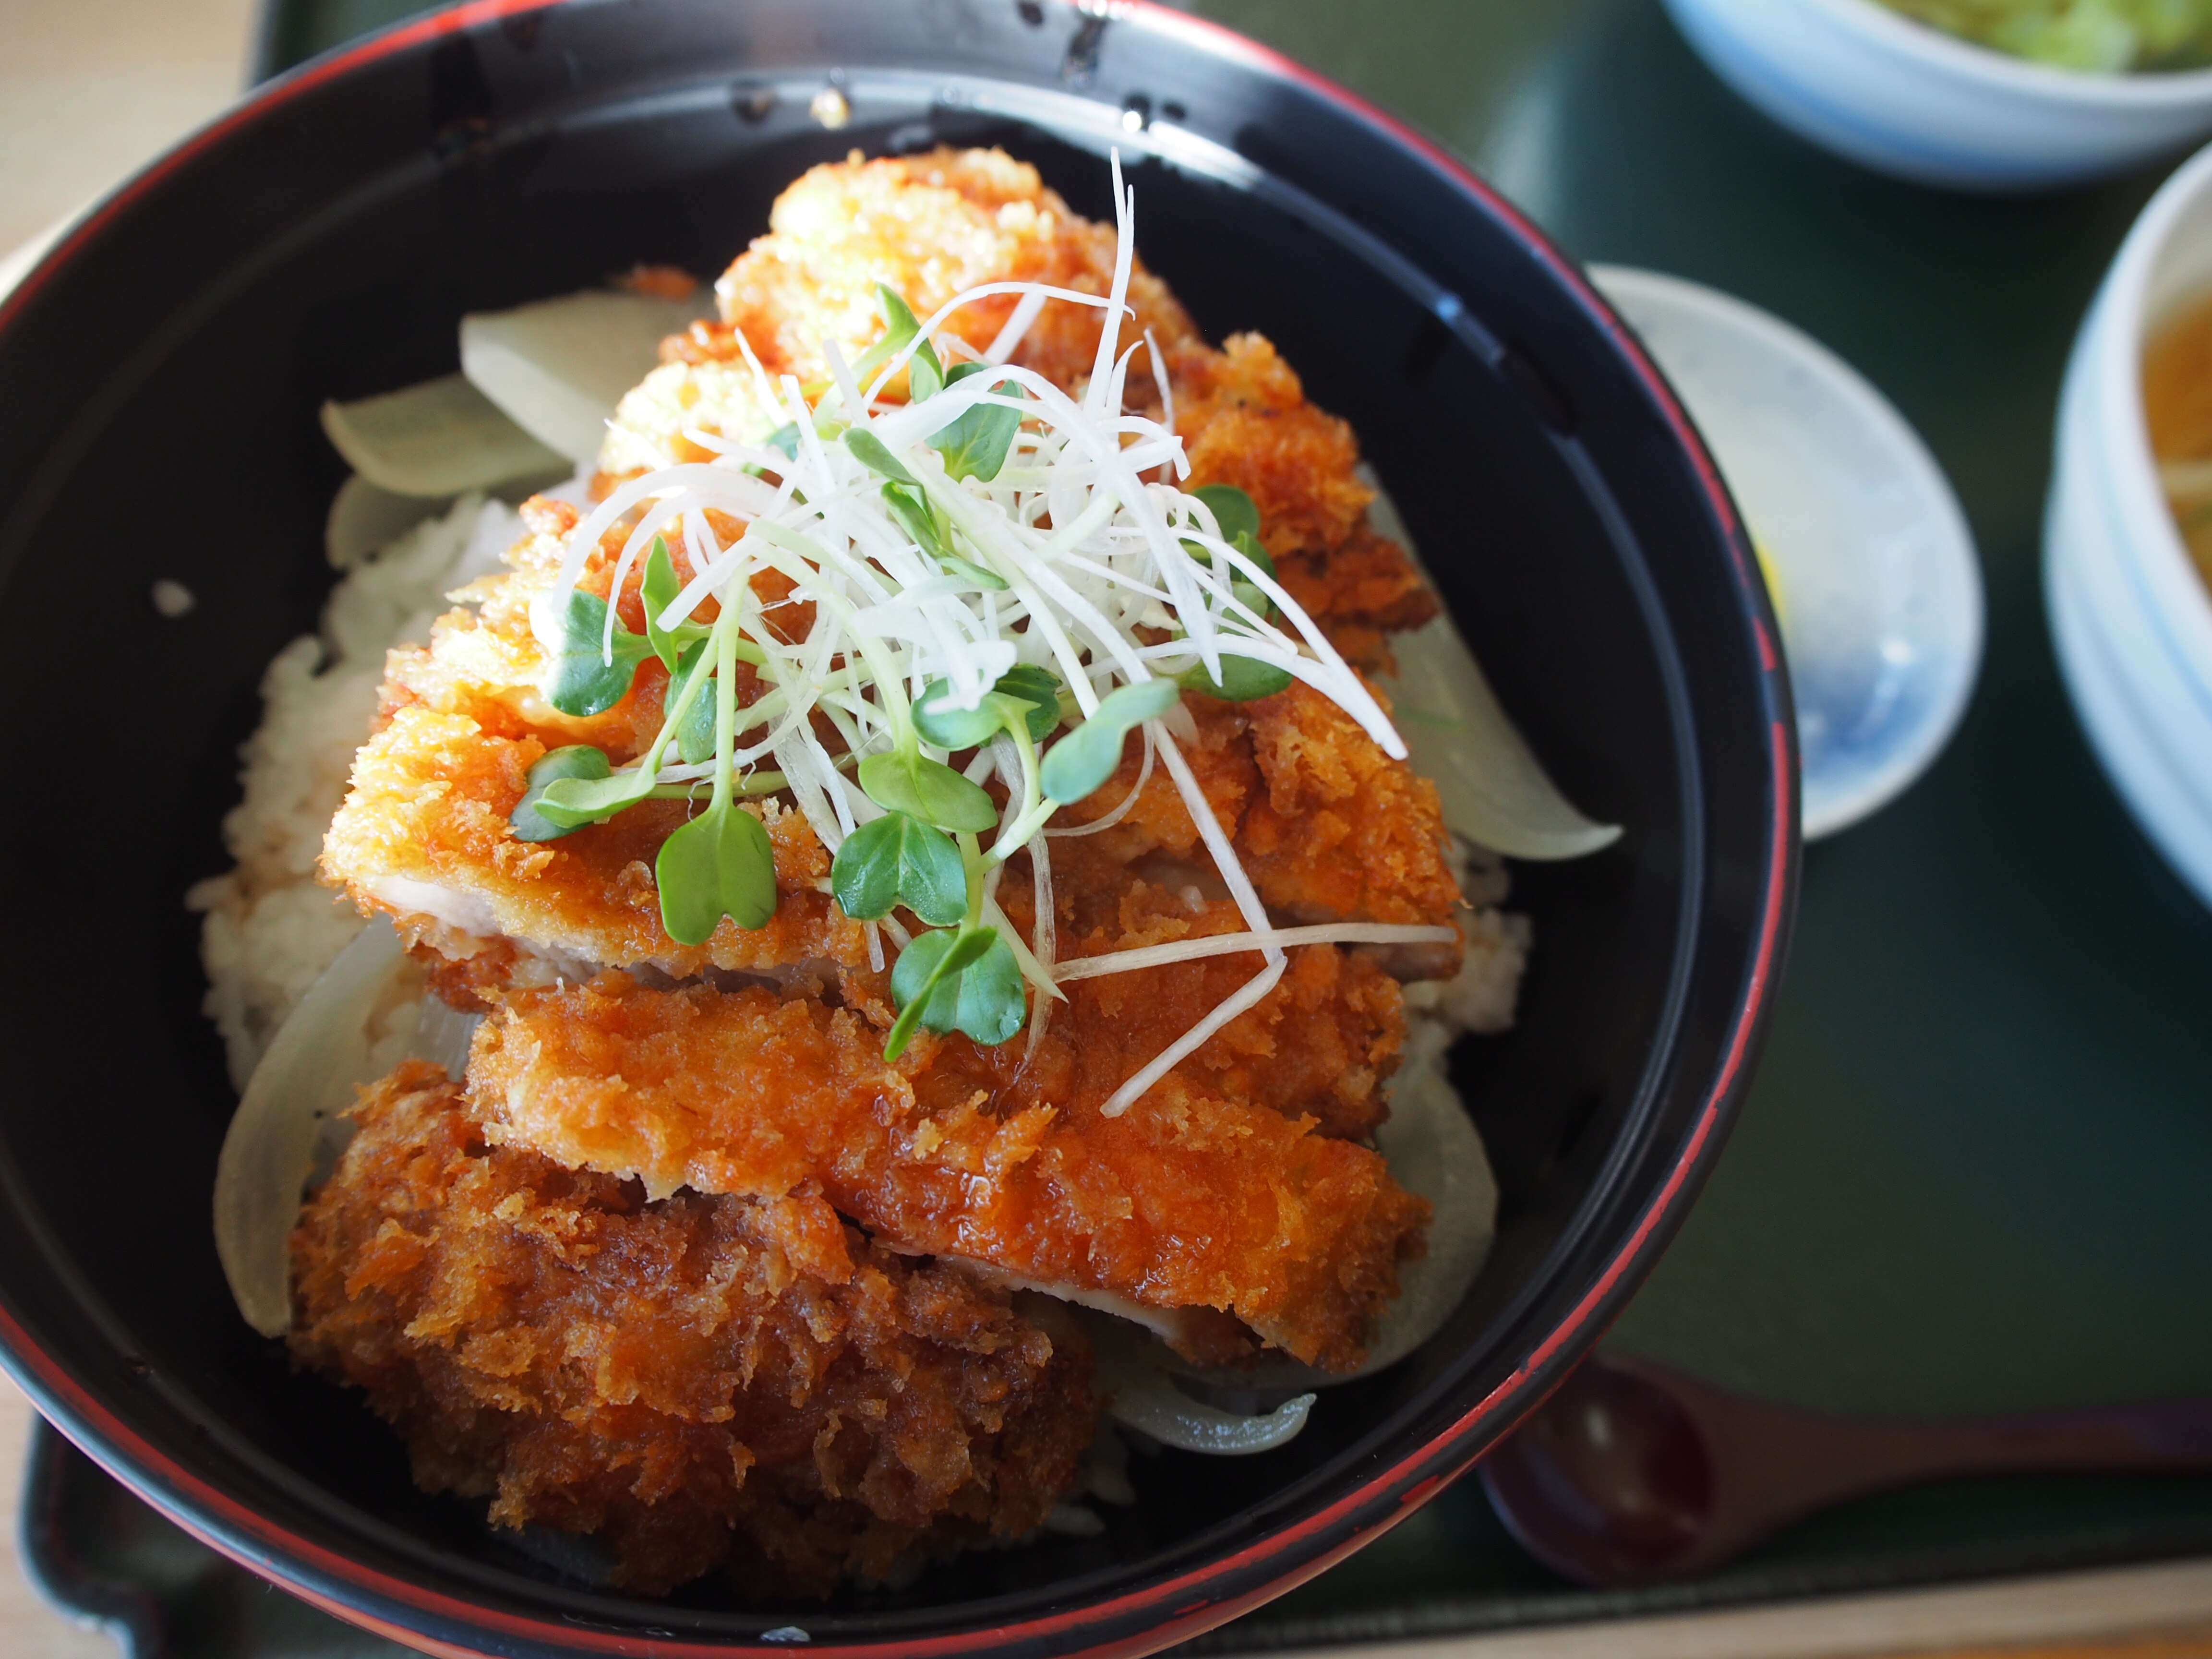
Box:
1004;839;1410;1142
1049;681;1465;944
466;980;1429;1373
290;1062;1096;1597
713;147;1203;406
323;544;1461;1006
605;147;1436;665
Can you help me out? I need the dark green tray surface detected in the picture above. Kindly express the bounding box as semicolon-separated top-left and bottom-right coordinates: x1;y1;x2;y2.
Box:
41;0;2211;1653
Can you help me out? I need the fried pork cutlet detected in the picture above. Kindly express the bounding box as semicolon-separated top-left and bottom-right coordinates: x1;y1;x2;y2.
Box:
600;147;1436;671
291;1062;1096;1597
465;977;1429;1374
321;499;1463;1006
321;496;891;1016
313;144;1471;1380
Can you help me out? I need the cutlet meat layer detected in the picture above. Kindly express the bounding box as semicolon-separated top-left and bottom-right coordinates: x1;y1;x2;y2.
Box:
465;977;1430;1373
290;1061;1096;1597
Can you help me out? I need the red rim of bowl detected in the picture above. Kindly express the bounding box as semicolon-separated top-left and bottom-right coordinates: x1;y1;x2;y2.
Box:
0;2;1794;1653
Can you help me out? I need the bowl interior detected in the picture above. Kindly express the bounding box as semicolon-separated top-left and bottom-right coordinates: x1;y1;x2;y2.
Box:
0;2;1785;1648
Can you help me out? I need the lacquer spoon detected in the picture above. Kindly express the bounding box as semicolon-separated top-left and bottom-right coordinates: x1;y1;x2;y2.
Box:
1479;1351;2212;1584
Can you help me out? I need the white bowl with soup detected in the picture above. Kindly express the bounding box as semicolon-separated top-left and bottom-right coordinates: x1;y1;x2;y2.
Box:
2047;138;2212;907
1663;0;2212;191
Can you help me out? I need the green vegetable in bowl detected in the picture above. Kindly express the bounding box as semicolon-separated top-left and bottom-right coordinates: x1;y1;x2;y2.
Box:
1875;0;2212;73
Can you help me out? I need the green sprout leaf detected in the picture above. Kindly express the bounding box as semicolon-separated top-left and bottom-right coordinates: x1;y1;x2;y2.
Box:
880;481;949;560
844;427;916;485
534;588;655;718
510;745;613;842
744;422;802;478
1175;653;1294;703
1227;528;1277;580
854;286;943;401
830;811;968;927
858;749;1000;833
881;485;1007;589
910;679;1006;752
641;537;711;673
929;362;1022;483
909;343;945;402
939;550;1009;590
1191;483;1261;545
667;639;721;766
532;767;661;829
994;663;1066;742
656;801;777;945
1040;678;1182;803
1180;486;1275;617
948;930;1025;1046
910;667;1064;751
890;291;944;401
884;924;1024;1059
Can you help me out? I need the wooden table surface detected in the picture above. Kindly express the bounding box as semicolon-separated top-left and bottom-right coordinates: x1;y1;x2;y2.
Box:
2;0;2212;1654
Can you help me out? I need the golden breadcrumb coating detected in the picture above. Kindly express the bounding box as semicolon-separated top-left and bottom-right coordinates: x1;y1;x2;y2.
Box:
1240;679;1469;932
466;977;1429;1374
715;146;1203;402
290;1062;1096;1597
601;147;1436;667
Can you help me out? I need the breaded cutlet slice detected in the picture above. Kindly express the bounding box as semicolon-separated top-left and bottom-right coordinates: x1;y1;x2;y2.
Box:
290;1061;1097;1598
321;492;1463;1032
996;837;1414;1143
464;976;1431;1374
320;496;890;1013
598;146;1205;476
600;146;1437;671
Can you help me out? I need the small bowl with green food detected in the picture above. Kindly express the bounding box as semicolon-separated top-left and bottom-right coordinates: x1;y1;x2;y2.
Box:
1663;0;2212;191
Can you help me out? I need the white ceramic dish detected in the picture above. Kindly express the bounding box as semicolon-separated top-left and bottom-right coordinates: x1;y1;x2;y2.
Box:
1592;265;1983;840
2046;139;2212;907
1662;0;2212;192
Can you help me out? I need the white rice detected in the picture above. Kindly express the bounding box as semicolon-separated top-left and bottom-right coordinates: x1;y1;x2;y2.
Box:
188;494;523;1088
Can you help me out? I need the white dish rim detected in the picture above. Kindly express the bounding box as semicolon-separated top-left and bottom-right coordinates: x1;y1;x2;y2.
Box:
2082;141;2212;710
1590;263;1984;841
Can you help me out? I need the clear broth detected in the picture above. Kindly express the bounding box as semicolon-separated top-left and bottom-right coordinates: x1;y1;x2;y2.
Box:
2140;290;2212;596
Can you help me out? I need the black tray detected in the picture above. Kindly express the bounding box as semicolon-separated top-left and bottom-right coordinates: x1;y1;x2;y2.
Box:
26;0;2212;1653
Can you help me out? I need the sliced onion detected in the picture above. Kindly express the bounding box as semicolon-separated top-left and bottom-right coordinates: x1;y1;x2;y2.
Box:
325;475;448;571
1380;618;1622;861
215;919;406;1336
325;471;567;572
214;919;482;1337
1360;1036;1500;1371
1362;470;1621;861
320;374;569;499
460;289;704;465
1090;1322;1314;1455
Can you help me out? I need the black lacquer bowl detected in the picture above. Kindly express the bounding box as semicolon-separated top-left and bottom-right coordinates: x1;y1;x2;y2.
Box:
0;3;1795;1654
